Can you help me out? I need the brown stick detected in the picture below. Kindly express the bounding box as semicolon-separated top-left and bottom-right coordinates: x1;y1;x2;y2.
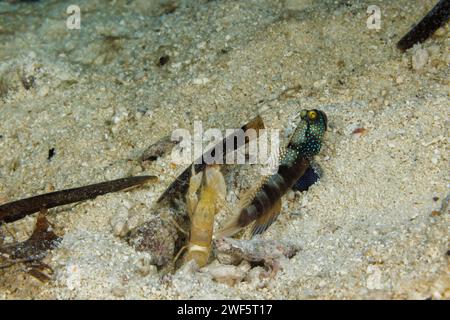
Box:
397;0;450;51
0;175;157;223
157;115;265;203
0;258;35;269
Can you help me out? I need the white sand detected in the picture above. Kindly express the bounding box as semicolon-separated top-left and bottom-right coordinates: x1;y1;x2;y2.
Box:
0;0;448;299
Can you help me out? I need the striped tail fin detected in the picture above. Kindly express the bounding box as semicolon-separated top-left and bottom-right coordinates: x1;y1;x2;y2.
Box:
251;198;282;237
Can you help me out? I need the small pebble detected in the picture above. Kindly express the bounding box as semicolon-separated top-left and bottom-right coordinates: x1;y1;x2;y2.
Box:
111;287;126;298
286;190;295;201
126;212;141;231
38;85;49;97
366;265;383;290
427;45;440;57
430;211;441;217
112;219;128;238
136;258;157;277
431;156;439;165
193;77;210;85
112;108;129;125
245;266;265;284
352;128;368;138
206;264;247;286
412;47;429;71
127;216;178;267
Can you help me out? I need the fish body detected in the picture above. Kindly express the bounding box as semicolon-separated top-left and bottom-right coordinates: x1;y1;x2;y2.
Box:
217;109;327;238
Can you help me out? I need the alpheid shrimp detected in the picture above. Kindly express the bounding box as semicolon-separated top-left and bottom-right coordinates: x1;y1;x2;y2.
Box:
175;165;226;267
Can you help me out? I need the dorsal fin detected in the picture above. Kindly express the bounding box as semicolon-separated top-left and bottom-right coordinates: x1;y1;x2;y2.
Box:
251;198;282;237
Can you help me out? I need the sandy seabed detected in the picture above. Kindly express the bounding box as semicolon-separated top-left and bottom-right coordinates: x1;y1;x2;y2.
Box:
0;0;448;299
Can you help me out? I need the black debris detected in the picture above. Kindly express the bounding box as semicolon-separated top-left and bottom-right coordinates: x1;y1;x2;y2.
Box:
0;175;157;223
158;55;170;66
397;0;450;51
48;148;56;160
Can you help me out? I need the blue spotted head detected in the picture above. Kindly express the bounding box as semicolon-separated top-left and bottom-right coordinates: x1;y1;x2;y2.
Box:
288;109;327;157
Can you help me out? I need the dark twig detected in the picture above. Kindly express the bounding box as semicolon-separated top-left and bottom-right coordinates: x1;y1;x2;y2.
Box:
397;0;450;51
0;209;60;260
0;175;157;223
157;115;265;203
0;257;39;269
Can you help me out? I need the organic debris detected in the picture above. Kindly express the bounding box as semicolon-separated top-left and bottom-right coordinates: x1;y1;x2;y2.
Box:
0;210;60;261
0;210;60;281
200;260;251;286
140;135;179;163
352;127;368;138
397;0;450;51
439;194;449;214
214;237;301;275
127;213;178;268
157;55;170;66
157;115;265;204
0;175;156;223
0;76;9;99
47;148;56;160
20;73;35;90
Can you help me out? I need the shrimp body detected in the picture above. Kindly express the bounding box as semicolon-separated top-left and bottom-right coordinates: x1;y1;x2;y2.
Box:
218;109;328;238
185;165;226;267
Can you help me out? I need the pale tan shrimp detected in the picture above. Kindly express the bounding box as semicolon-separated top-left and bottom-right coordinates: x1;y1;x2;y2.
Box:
176;164;226;267
186;165;204;219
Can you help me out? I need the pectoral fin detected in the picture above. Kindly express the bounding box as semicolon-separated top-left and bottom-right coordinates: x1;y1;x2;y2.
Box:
215;210;243;239
237;176;268;209
251;198;282;238
216;177;268;238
